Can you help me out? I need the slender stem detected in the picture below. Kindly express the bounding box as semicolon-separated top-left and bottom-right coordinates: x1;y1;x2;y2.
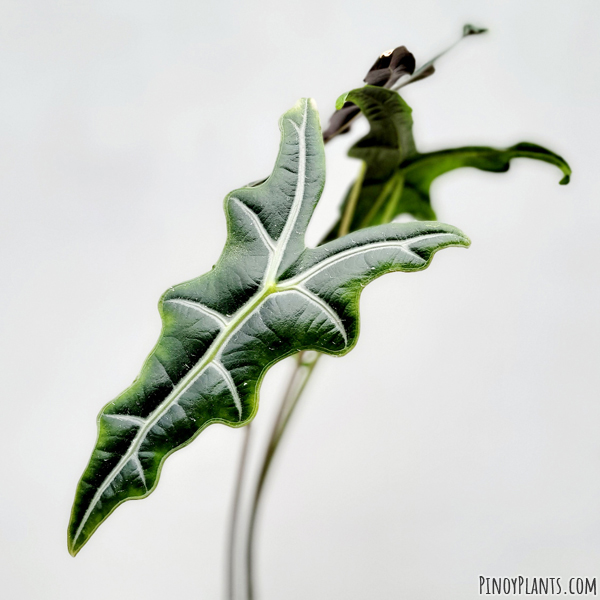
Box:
246;351;321;600
227;28;489;597
228;148;366;600
271;352;323;447
338;162;367;237
359;170;401;229
381;173;405;224
395;25;487;91
227;423;252;600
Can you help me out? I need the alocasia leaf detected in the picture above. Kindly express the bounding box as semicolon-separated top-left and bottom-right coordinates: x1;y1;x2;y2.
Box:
336;86;417;171
322;86;418;241
398;142;571;219
68;98;469;556
324;87;571;239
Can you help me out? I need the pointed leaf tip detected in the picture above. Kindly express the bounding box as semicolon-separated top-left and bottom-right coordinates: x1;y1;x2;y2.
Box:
67;534;78;557
335;92;350;111
463;24;488;36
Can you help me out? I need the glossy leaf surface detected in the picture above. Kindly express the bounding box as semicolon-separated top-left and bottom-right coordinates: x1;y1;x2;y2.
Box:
68;98;469;556
325;87;571;239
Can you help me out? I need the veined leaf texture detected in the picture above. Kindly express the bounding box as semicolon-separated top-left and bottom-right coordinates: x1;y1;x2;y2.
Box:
68;98;469;555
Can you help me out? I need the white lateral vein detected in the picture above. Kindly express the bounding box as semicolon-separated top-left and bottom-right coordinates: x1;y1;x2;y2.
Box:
165;299;230;328
231;197;275;252
281;233;456;287
131;455;147;490
103;413;146;427
212;361;243;420
289;287;348;345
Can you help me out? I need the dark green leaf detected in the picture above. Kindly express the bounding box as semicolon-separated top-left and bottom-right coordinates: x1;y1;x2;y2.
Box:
68;98;469;556
324;87;571;240
399;143;571;217
323;86;416;241
346;86;416;172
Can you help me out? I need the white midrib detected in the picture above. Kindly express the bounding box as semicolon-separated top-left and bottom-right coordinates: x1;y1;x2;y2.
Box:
264;102;307;283
73;100;310;547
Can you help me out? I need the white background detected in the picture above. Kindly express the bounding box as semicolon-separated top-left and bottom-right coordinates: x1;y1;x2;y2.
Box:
1;1;599;598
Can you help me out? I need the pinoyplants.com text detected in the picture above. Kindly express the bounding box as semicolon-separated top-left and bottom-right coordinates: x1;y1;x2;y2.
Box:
479;576;597;595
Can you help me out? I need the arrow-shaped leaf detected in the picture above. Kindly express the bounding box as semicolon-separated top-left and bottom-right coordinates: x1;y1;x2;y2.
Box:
325;87;571;239
68;98;469;556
